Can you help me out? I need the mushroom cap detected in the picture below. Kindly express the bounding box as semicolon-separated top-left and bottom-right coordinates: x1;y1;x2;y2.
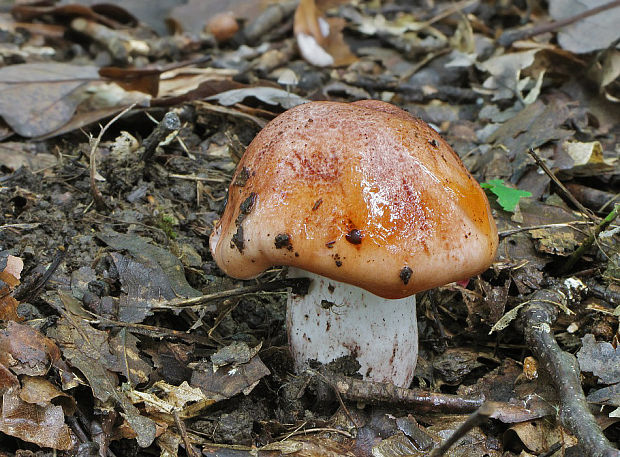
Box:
210;100;498;299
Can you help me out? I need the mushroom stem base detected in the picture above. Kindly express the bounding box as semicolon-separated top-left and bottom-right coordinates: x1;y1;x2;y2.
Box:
286;268;418;388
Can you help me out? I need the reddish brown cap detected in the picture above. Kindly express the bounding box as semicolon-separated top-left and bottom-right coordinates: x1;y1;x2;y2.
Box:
210;100;498;298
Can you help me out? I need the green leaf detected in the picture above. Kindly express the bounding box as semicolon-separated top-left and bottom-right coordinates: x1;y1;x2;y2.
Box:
480;179;532;212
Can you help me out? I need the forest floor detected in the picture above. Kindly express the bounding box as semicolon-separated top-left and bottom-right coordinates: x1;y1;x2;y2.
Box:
0;1;618;456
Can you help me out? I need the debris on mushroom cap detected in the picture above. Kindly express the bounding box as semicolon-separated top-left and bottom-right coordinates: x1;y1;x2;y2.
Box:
209;100;498;298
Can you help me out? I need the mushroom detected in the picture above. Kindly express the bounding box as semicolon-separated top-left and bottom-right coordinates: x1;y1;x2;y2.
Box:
209;100;498;387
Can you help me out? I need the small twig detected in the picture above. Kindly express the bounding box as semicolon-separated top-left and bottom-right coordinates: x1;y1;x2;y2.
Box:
308;370;361;428
526;148;595;219
322;374;484;413
276;427;354;440
499;221;593;239
0;223;41;231
161;277;311;309
89;104;136;210
140;111;181;162
519;288;620;457
95;316;216;346
557;204;619;275
173;410;200;457
498;0;620;47
207;299;241;344
429;402;497;457
14;245;67;302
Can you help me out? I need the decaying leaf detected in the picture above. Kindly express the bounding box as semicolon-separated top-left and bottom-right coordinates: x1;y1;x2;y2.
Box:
0;388;76;450
0;363;18;394
508;419;577;453
19;375;77;416
478;50;543;103
127;380;215;419
577;334;620;385
0;63;99;137
481;179;532;212
97;229;201;323
211;341;261;371
0;142;58;173
191;356;270;401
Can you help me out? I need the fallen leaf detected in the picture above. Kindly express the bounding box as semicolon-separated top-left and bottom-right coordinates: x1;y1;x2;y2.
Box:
478;50;541;102
0;321;60;376
549;0;620;53
0;387;75;450
0;363;18;394
211;341;261;371
0;143;58;173
207;87;309;110
48;317;157;447
577;334;620;384
19;375;77;416
191;356;270;401
97;229;201;323
0;62;100;137
508;419;577;453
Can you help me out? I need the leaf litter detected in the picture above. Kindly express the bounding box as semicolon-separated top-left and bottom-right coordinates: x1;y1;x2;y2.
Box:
0;0;619;456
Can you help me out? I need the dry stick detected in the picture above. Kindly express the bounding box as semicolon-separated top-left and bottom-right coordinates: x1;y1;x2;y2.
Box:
97;317;216;346
140;111;181;162
309;370;362;428
429;402;497;457
325;374;484;414
520;288;620;457
173;411;200;457
558;203;619;275
89;104;136;210
499;221;593;239
14;245;66;302
162;277;311;309
526;148;595;220
498;0;620;47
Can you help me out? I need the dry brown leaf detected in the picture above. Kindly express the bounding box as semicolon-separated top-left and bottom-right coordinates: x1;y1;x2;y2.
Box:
0;388;76;450
508;419;577;453
99;66;161;97
190;356;270;401
0;62;100;137
48;317;157;447
0;321;61;376
19;375;77;416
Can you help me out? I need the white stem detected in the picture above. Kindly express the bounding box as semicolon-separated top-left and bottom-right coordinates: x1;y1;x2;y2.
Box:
286;268;418;388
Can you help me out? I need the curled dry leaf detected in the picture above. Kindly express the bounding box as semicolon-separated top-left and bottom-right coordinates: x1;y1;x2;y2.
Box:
0;321;60;376
19;375;77;416
48;317;157;447
0;388;76;450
